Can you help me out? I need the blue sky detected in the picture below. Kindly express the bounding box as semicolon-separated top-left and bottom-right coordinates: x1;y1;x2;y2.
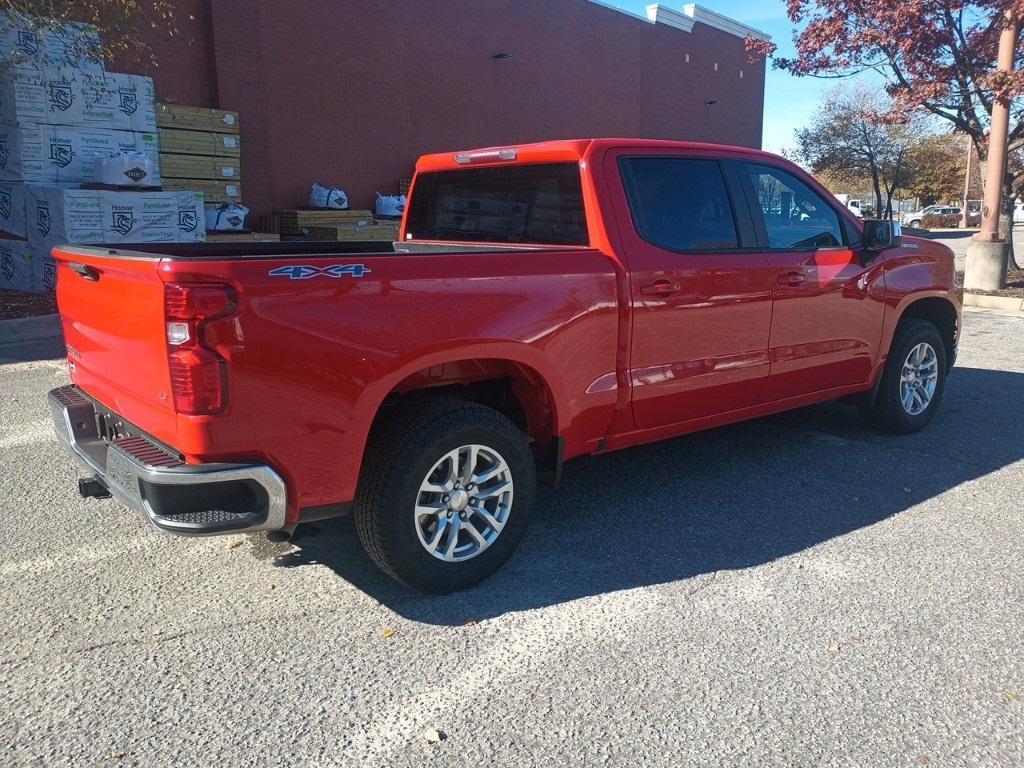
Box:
606;0;842;154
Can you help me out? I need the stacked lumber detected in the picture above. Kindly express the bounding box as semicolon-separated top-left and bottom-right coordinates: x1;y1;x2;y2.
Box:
157;104;239;133
163;179;242;202
158;104;242;204
159;127;240;157
305;222;399;241
0;14;209;293
160;154;241;181
277;209;374;236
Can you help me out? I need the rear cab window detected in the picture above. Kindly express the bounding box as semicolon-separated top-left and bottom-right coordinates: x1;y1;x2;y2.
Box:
405;163;589;245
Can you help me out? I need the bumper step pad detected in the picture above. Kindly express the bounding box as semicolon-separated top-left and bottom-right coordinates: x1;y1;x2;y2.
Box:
49;385;287;535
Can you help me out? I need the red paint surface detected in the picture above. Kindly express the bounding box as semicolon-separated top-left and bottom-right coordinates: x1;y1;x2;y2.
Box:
52;139;960;522
120;1;766;219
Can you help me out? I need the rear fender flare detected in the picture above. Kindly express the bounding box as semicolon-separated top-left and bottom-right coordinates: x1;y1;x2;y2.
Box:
352;342;565;454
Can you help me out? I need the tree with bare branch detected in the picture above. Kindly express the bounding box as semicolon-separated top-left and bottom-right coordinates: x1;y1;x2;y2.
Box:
1;1;180;69
795;86;929;218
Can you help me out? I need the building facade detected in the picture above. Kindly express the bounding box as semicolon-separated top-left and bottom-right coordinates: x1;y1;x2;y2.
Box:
132;1;769;218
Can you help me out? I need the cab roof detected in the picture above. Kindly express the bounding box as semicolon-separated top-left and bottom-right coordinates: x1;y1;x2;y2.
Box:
415;138;781;172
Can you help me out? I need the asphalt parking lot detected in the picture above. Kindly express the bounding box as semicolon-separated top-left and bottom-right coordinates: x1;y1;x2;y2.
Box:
923;225;1024;272
2;309;1022;767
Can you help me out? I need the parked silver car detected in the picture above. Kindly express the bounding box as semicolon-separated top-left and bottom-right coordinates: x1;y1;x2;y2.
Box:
901;205;962;228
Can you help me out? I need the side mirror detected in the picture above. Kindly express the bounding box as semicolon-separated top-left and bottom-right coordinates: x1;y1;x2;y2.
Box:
863;219;902;251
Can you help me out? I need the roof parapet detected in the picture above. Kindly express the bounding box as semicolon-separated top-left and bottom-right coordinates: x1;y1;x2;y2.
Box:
645;3;771;41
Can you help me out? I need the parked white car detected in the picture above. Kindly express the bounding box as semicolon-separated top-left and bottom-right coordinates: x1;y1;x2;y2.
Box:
1015;202;1024;224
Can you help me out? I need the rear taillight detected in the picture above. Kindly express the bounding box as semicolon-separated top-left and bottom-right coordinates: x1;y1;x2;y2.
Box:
164;283;236;415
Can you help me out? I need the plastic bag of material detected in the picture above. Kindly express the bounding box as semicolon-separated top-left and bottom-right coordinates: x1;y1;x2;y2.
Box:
375;193;406;219
205;202;249;232
95;152;157;187
309;182;348;210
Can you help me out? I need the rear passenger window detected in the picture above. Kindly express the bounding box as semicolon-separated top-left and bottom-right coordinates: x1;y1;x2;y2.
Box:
746;164;843;249
619;157;740;252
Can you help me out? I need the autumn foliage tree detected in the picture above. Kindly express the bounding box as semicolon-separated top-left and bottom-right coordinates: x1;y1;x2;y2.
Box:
905;135;984;204
1;1;179;67
749;1;1024;242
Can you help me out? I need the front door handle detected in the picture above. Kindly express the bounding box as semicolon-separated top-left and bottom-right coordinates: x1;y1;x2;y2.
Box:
777;271;806;287
639;279;681;296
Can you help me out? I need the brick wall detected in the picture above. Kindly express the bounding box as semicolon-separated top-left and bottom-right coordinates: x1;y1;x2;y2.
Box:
123;0;765;219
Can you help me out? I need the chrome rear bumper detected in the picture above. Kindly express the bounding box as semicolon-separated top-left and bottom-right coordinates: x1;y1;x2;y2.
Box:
49;385;287;535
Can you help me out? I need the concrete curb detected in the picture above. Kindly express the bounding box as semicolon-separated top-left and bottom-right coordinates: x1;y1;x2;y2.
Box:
963;293;1024;313
0;313;63;344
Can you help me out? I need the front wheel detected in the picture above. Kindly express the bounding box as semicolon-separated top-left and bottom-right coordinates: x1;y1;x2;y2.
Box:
861;318;948;434
354;400;536;593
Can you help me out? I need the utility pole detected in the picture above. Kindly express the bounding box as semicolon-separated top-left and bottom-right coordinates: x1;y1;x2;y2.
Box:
961;134;972;229
965;11;1020;290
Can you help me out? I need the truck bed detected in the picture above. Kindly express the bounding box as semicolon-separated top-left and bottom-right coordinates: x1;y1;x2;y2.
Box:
89;240;555;260
51;239;619;519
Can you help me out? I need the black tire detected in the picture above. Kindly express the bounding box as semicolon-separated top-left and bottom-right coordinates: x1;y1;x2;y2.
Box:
909;219;921;228
861;318;948;434
353;399;536;593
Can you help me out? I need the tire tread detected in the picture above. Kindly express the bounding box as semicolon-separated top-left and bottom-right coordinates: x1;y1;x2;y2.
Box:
353;399;534;591
864;318;947;434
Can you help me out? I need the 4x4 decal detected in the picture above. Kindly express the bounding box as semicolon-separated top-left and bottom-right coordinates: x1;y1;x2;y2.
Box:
268;264;372;280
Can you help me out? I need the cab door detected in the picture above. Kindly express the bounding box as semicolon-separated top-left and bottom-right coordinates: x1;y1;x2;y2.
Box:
740;162;887;402
606;150;773;429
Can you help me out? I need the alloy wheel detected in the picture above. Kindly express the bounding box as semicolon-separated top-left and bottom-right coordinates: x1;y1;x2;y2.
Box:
414;444;514;562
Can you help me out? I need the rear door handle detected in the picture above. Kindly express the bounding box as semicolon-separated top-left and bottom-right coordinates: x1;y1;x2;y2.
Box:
69;262;99;281
777;271;806;287
639;279;681;296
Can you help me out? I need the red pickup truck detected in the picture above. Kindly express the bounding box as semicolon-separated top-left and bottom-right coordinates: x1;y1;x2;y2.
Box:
49;139;960;593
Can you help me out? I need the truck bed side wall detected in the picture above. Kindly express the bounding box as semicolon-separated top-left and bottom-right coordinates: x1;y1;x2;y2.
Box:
161;249;620;519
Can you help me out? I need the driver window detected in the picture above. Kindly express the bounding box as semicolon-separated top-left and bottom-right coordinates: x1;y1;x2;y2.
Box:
746;163;843;249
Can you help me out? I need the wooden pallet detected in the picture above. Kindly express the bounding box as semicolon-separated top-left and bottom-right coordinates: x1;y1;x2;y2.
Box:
207;231;279;243
79;183;163;192
305;223;398;241
157;104;239;134
162;178;242;202
160;153;241;180
159;128;240;158
277;209;375;235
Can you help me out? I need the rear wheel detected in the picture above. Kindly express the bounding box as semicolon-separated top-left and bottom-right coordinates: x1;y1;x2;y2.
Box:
354;400;536;593
909;219;922;228
861;318;947;434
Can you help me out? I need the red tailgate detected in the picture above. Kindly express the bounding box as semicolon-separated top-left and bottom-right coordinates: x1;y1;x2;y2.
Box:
53;246;178;446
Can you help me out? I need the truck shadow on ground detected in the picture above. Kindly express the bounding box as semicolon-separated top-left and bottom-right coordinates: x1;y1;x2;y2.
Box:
273;366;1023;626
0;335;64;364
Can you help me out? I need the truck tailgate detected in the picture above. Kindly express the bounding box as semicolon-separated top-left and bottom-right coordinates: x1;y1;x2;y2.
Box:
53;247;177;443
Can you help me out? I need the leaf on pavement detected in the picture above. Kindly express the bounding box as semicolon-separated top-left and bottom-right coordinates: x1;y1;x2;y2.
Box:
381;628;397;639
424;727;445;744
